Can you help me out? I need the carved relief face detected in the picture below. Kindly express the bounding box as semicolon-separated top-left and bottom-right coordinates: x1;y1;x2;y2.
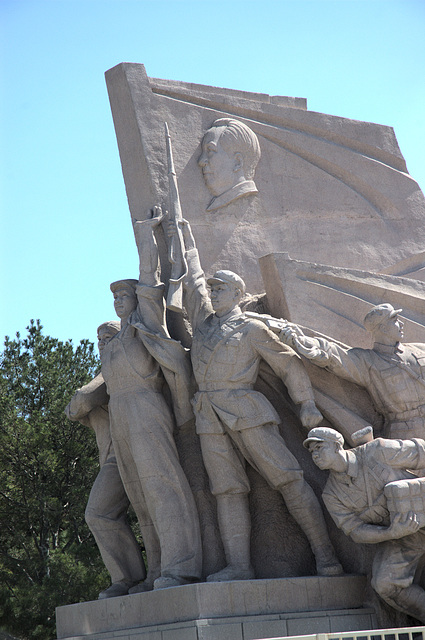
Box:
309;441;340;471
113;288;137;319
379;316;404;343
198;127;238;197
209;282;240;317
97;327;117;354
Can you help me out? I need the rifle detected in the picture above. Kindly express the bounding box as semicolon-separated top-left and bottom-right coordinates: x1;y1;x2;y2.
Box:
164;122;188;313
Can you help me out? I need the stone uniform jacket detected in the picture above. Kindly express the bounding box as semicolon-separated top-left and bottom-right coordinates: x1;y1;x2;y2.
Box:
184;248;315;434
66;372;112;467
323;437;425;537
313;340;425;425
102;283;194;428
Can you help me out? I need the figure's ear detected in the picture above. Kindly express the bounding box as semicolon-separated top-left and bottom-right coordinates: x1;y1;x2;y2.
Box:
233;152;243;172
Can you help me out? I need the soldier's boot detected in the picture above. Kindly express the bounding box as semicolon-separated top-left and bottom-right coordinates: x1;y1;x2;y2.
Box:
280;479;343;577
206;493;255;582
387;585;425;624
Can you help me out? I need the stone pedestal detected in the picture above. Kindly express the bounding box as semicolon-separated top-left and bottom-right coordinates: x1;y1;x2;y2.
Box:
56;575;377;640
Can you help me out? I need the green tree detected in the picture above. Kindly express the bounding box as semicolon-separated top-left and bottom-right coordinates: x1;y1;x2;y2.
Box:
0;320;109;640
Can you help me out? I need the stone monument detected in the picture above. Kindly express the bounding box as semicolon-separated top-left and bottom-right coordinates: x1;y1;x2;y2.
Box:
56;64;425;640
304;427;425;623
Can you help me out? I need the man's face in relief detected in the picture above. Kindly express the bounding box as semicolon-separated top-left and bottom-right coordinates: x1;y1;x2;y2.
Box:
198;127;237;197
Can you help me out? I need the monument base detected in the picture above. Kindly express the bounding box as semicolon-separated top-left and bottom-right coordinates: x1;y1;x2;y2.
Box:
56;575;377;640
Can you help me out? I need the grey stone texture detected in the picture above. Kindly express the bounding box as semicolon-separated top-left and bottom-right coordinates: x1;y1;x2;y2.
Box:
56;65;425;637
105;63;425;295
55;576;372;639
259;254;425;351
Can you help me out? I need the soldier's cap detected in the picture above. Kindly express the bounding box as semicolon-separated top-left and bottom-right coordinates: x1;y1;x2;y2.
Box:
97;320;121;336
110;279;138;294
303;427;345;449
363;303;402;332
207;270;246;295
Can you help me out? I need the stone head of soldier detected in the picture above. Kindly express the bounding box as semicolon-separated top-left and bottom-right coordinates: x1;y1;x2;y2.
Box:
198;118;261;212
110;280;138;322
207;270;246;318
303;427;347;473
97;321;121;356
363;303;404;346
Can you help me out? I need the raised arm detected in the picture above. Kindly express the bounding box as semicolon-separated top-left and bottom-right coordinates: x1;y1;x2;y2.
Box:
132;206;169;335
167;217;213;331
132;205;164;288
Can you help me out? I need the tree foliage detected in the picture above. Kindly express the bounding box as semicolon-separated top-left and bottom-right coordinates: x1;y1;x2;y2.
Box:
0;321;108;639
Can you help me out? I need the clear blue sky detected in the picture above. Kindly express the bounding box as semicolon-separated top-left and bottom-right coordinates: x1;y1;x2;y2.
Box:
2;0;424;347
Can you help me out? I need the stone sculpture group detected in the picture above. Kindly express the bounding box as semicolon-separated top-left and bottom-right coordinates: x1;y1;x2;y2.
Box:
66;112;425;625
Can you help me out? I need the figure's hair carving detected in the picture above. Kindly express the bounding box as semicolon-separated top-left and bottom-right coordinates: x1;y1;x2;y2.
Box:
210;118;261;179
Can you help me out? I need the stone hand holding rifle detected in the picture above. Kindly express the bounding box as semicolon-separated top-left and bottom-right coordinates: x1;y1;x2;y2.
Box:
99;206;202;592
166;214;342;583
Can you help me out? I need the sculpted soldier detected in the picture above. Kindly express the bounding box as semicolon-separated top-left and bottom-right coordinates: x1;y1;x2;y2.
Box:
100;208;202;590
168;217;342;582
282;304;425;440
65;321;147;599
304;427;425;623
198;118;260;212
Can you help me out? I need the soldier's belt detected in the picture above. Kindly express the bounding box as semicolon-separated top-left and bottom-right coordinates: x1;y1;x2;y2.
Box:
197;384;254;392
387;404;425;422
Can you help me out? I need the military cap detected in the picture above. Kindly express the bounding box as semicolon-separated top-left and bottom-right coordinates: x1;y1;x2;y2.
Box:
110;279;138;294
363;303;402;332
97;320;121;336
303;427;345;449
207;270;246;295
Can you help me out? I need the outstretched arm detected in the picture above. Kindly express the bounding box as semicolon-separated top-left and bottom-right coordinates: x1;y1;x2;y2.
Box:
280;325;329;361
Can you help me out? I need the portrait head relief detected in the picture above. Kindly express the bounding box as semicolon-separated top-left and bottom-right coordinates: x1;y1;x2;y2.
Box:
198;118;261;212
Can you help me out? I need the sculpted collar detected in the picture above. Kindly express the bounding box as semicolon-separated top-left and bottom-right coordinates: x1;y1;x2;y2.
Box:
333;450;358;485
373;342;403;356
214;307;243;327
206;180;258;212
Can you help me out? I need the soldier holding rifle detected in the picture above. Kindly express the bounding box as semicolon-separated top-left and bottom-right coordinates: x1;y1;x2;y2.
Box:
166;212;342;582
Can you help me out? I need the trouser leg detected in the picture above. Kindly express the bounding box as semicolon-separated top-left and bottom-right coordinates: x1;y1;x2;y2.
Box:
372;536;425;623
199;433;254;581
206;493;254;581
234;424;342;576
111;394;202;584
85;460;146;585
279;479;342;575
110;426;161;587
387;585;425;623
